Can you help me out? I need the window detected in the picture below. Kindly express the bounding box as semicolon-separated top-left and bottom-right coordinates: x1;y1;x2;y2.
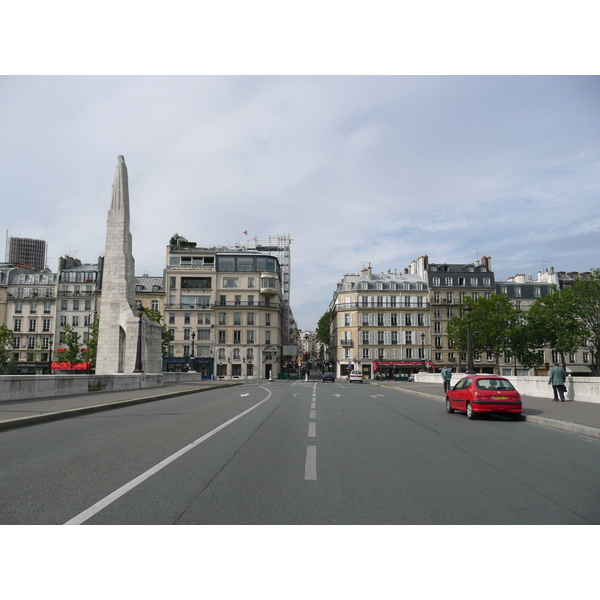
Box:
232;348;241;360
569;353;576;363
458;277;465;286
248;277;255;288
362;331;369;345
73;300;79;311
432;277;440;286
72;316;79;327
85;300;92;311
234;313;242;326
247;330;255;344
219;313;227;325
470;278;478;287
60;316;67;326
232;364;242;376
28;319;37;332
583;352;589;363
247;313;255;326
483;278;491;287
514;287;521;297
265;331;271;344
377;313;384;326
218;331;226;344
184;329;190;340
265;314;271;326
43;319;51;332
223;278;238;288
61;300;68;310
391;313;397;326
433;292;440;303
30;302;38;313
234;295;241;306
362;348;370;359
261;277;277;289
405;348;413;359
446;292;453;303
233;331;241;344
169;313;175;324
445;277;453;286
151;300;159;311
391;331;398;345
14;318;22;332
405;331;412;344
197;329;211;341
170;277;177;289
534;287;541;297
248;295;255;306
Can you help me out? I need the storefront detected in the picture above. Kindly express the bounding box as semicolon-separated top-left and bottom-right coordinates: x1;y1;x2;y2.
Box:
372;360;434;380
163;357;214;378
51;361;92;374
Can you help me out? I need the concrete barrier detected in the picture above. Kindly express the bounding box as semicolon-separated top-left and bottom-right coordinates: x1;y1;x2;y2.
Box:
0;373;165;402
413;372;600;404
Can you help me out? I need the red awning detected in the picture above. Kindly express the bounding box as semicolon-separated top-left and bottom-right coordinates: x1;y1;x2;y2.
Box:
51;362;92;371
373;361;434;370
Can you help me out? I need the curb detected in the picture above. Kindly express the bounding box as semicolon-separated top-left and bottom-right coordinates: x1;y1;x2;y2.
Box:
369;381;600;440
0;383;243;432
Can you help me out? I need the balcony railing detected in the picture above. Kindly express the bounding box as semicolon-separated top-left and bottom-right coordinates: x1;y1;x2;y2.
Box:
166;301;281;310
333;302;430;311
340;339;354;347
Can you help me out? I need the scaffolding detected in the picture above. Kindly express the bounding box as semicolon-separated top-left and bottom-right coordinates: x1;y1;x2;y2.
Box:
5;234;48;271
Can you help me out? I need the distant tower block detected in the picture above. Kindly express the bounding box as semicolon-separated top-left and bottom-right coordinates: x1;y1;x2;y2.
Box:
96;156;162;374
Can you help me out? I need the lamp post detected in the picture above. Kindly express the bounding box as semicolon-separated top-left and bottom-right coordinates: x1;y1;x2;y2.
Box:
420;332;426;372
465;304;475;374
189;331;196;372
133;304;144;373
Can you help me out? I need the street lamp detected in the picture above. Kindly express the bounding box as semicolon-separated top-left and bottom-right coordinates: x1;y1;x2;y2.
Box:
189;331;196;372
465;304;475;374
133;304;144;373
420;332;426;372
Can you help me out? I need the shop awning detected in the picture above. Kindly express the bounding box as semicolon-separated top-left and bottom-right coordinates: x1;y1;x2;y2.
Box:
373;361;434;370
51;361;92;371
567;366;592;373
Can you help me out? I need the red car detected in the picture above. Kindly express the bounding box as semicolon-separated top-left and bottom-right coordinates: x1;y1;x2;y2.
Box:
446;375;522;420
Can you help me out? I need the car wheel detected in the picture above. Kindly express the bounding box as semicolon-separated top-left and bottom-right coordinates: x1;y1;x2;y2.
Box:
466;403;476;420
446;398;454;413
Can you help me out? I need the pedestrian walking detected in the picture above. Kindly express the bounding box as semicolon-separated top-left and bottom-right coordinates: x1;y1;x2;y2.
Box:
441;367;452;393
548;363;567;401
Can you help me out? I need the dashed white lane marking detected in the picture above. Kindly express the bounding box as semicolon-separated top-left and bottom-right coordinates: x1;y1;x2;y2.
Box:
64;387;273;525
305;446;317;480
310;410;316;419
308;422;316;437
311;402;316;409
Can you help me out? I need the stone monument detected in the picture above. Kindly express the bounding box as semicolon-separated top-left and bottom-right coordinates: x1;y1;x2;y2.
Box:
95;156;162;374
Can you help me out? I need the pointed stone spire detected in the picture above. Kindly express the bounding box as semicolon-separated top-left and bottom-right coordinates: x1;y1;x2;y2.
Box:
110;155;131;221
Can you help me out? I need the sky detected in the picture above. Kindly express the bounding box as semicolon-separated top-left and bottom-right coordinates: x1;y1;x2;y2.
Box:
2;75;598;331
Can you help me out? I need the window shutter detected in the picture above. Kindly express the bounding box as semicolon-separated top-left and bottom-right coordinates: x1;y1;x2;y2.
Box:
384;331;391;345
384;313;391;326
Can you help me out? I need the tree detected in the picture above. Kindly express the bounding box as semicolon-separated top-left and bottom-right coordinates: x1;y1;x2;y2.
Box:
315;311;331;347
448;294;522;374
568;269;600;375
525;287;584;369
143;306;174;356
57;323;84;367
0;326;16;374
85;317;99;368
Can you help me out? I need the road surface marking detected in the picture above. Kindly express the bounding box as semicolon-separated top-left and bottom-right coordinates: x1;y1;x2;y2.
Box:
310;410;316;419
311;402;316;409
308;422;316;437
305;446;317;480
64;387;273;525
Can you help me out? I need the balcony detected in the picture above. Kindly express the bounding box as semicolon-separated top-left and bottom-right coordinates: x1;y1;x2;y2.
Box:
260;286;279;297
340;339;354;347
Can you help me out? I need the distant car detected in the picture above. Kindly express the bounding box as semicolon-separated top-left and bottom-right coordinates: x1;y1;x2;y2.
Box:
446;375;522;420
349;371;363;383
322;373;336;383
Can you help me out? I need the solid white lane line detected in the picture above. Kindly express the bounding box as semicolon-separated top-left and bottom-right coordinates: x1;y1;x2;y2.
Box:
305;446;317;480
308;422;316;437
64;387;273;525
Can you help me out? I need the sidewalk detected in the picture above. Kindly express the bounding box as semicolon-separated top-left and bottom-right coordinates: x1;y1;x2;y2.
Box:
0;380;243;431
369;380;600;440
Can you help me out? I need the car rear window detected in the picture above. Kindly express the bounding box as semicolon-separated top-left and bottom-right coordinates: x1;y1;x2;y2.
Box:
475;379;515;391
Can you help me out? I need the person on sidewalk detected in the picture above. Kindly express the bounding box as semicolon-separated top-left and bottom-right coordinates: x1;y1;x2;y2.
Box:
548;363;567;401
441;367;452;393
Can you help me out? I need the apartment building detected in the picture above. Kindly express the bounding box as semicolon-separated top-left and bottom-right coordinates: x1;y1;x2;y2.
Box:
55;257;100;371
330;266;432;380
408;255;495;372
164;234;286;379
5;267;57;374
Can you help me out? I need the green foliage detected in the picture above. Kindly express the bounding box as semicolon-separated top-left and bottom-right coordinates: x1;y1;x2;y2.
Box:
143;306;174;356
57;323;84;366
315;311;331;346
85;318;99;367
0;325;16;374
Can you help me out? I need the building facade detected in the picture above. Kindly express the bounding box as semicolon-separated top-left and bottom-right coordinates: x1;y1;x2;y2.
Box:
330;266;432;380
163;234;287;379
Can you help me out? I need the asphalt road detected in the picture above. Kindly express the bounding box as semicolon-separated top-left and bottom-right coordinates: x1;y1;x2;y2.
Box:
1;379;599;525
